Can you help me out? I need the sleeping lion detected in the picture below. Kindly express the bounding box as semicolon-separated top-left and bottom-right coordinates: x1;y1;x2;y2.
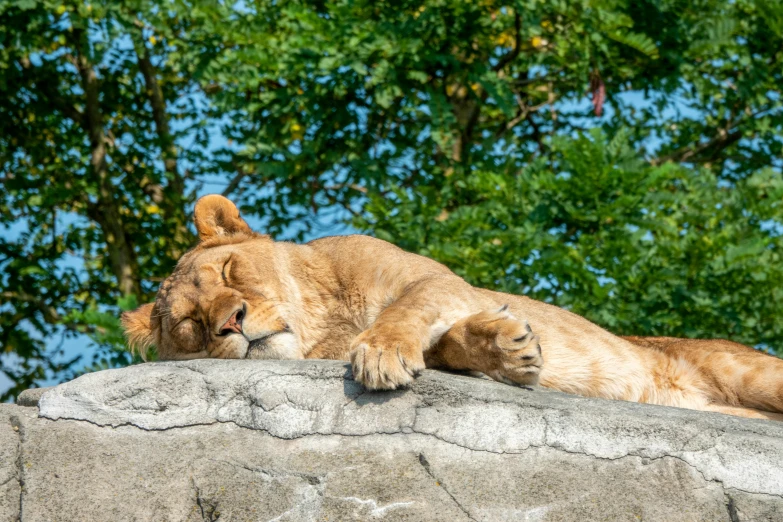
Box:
122;195;783;421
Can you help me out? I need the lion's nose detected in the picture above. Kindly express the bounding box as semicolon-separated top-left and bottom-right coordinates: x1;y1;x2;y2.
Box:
218;307;245;336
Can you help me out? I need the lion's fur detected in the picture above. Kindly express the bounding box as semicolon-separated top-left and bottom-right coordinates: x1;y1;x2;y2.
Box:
122;195;783;421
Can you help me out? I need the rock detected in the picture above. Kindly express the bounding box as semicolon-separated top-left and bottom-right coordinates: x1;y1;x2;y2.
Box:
2;359;782;521
16;387;52;408
0;410;22;522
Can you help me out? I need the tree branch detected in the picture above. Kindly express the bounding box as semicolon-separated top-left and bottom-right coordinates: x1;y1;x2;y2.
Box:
494;91;555;139
651;107;778;166
322;183;368;194
652;128;742;166
493;12;522;72
222;161;249;197
134;42;193;255
137;49;182;191
1;291;61;323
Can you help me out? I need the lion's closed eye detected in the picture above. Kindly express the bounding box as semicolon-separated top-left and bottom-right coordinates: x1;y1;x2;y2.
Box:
174;317;197;335
174;317;207;349
221;256;233;285
175;317;193;328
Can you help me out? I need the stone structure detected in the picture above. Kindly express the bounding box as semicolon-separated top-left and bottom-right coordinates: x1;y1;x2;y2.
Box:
1;359;782;521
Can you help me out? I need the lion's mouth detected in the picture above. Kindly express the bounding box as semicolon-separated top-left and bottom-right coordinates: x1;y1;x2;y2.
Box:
244;325;294;359
246;334;276;357
245;329;291;358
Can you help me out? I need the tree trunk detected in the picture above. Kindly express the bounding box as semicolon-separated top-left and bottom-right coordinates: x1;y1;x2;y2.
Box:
137;48;194;257
73;32;142;298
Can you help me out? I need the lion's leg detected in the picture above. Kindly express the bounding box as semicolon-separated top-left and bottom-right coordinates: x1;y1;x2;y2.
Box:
350;276;497;390
426;307;544;386
626;337;783;414
691;351;783;414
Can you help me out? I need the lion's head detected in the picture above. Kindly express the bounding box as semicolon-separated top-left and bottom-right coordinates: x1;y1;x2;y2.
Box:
121;195;303;361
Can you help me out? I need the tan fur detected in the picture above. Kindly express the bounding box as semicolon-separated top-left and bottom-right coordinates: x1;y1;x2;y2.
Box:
122;195;783;421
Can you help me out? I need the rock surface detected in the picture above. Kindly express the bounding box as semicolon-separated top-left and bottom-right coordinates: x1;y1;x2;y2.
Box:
15;387;51;408
2;359;783;521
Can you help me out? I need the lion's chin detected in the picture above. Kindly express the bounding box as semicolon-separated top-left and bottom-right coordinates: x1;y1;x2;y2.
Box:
244;332;303;360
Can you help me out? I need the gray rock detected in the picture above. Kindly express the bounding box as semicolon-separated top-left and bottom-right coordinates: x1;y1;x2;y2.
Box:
0;409;22;522
2;359;782;520
16;387;52;408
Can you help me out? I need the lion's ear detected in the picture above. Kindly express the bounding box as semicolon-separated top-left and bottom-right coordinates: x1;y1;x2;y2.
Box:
193;194;253;240
121;303;156;361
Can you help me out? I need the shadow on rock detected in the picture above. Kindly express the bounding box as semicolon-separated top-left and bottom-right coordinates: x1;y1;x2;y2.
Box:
341;363;412;406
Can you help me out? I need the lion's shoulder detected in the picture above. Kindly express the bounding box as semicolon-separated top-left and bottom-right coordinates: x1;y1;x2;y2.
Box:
302;234;454;288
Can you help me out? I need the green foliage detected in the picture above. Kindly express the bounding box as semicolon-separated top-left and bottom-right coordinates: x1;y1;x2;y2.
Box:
1;0;782;398
360;131;783;347
62;295;151;378
0;0;204;397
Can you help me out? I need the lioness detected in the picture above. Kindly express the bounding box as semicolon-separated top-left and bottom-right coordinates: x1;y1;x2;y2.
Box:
122;195;783;421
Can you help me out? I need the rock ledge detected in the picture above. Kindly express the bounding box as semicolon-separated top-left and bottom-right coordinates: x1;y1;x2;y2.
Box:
2;359;782;521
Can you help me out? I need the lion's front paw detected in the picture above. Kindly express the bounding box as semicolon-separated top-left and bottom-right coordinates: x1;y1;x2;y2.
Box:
468;307;543;386
349;330;426;390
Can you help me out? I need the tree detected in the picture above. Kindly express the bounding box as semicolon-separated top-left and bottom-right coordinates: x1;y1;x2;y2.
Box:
205;0;783;346
206;0;783;225
362;131;783;347
0;0;212;398
1;0;782;399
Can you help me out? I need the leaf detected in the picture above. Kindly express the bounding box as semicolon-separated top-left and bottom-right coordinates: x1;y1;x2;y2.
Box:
15;0;37;10
407;70;428;83
607;127;631;159
478;76;516;117
757;0;783;36
117;295;139;312
725;239;765;264
607;31;659;59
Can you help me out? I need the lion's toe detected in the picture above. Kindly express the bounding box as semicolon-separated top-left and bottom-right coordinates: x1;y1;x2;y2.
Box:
350;337;425;390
